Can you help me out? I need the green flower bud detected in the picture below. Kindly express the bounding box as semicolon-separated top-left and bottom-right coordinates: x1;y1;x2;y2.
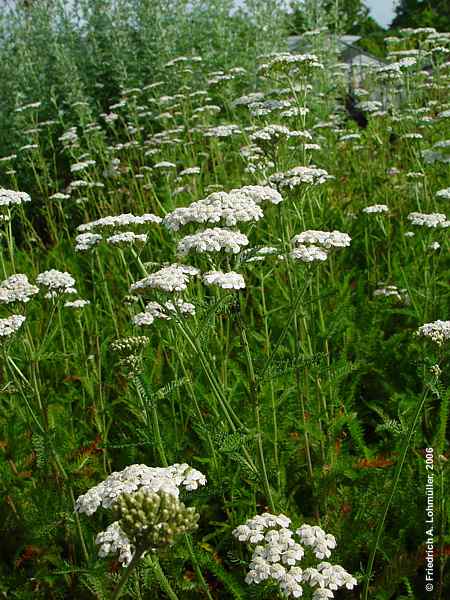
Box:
113;489;200;551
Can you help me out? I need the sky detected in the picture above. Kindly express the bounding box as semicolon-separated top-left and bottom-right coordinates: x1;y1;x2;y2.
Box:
366;0;396;28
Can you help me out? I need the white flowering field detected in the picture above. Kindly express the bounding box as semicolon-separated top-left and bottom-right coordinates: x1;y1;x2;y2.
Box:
0;2;449;599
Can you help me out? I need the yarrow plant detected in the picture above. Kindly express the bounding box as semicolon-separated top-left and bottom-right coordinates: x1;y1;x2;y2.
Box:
75;462;206;562
233;513;357;598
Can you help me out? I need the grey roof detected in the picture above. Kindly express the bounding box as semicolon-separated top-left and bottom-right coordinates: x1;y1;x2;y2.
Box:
339;35;361;45
287;33;385;68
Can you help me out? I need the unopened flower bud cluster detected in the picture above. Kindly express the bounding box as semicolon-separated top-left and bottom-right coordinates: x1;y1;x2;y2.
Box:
113;489;199;549
75;463;206;565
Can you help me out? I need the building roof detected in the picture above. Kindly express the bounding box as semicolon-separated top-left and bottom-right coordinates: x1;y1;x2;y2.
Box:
287;33;385;68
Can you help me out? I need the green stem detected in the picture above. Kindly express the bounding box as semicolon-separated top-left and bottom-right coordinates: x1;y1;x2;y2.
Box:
151;555;180;600
363;387;430;599
185;534;214;600
239;316;275;512
112;547;145;600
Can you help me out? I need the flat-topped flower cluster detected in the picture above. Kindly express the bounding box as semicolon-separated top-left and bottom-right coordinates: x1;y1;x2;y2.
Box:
75;463;206;566
233;513;357;598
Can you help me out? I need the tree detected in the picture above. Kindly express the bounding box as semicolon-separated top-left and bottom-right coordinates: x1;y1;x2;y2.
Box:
391;0;450;31
289;0;383;35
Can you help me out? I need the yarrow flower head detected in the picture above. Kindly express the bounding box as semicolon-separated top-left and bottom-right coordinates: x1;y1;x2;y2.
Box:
417;320;450;345
75;232;102;252
64;299;90;309
269;166;332;190
106;232;148;246
290;245;328;262
231;185;283;206
75;464;206;514
407;212;450;228
75;463;206;565
163;192;263;231
296;524;336;559
233;513;356;598
436;188;450;200
0;188;31;207
0;314;26;338
110;336;149;356
258;53;324;78
133;299;196;327
373;284;409;303
292;230;351;250
131;264;199;294
203;270;245;289
113;489;199;552
0;274;39;304
241;246;280;263
77;213;161;233
177;228;249;255
36;269;77;297
362;204;389;214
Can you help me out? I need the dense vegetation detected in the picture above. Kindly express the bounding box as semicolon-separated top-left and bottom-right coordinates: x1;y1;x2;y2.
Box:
0;1;449;599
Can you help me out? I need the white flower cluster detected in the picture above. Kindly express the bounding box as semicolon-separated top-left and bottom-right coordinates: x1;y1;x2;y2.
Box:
178;166;201;177
106;232;148;246
15;101;41;112
78;213;162;233
76;463;206;566
290;245;328;263
250;125;311;146
241;246;280;263
233;92;265;107
133;299;196;327
436;188;450;200
163;191;264;231
0;188;31;207
75;463;206;516
36;269;77;297
64;299;90;309
292;231;351;250
203;124;241;138
130;264;199;293
50;192;70;201
154;161;176;169
0;314;26;338
407;212;450;228
95;521;133;566
203;270;245;289
230;185;283;206
70;159;96;173
269;166;332;189
357;100;383;112
373;285;409;303
75;232;102;252
0;274;39;304
248;99;291;117
303;563;358;599
362;204;389;214
297;524;337;559
233;514;356;598
258;53;324;76
177;228;249;255
417;320;450;344
250;124;291;143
